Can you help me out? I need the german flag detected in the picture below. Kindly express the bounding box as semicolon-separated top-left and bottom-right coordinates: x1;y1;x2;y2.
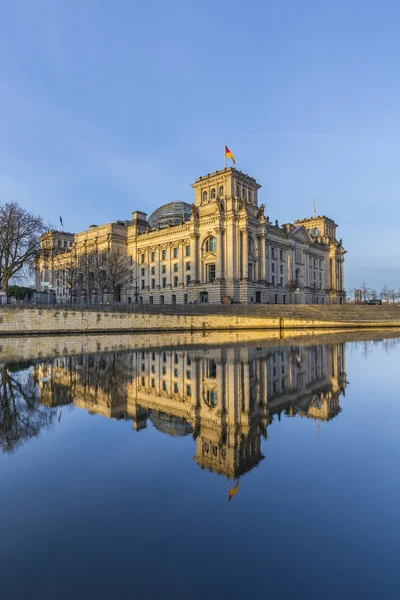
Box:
225;145;236;165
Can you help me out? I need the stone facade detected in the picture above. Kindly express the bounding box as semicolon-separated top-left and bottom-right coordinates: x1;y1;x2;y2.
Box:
35;167;346;304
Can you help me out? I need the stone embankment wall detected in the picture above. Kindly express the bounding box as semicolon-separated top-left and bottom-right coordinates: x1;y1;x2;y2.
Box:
1;305;400;336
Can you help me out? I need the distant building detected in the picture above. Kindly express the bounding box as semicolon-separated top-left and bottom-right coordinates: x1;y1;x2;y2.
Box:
35;167;346;304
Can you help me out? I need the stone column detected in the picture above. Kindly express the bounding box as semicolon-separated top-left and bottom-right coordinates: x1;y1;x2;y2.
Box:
339;258;344;292
242;228;248;280
179;240;185;288
259;234;266;282
215;227;223;280
190;233;200;284
225;218;237;280
156;246;161;290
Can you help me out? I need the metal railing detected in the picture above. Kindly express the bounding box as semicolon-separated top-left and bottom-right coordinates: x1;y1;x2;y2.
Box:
2;298;400;321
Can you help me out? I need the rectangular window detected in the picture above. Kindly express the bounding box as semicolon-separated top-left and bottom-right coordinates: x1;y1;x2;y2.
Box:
162;380;167;391
271;247;275;260
280;249;283;261
140;254;145;264
162;278;167;288
151;378;155;388
207;360;217;378
151;266;155;275
141;363;145;372
173;247;178;258
280;264;283;274
185;246;191;256
162;366;167;375
173;276;178;287
174;383;179;394
162;249;167;260
272;263;275;273
280;277;283;286
151;251;155;262
272;276;275;286
173;263;178;272
151;279;155;289
172;294;176;304
187;356;191;366
141;279;145;289
208;264;216;283
160;295;164;304
141;376;145;386
141;268;145;277
162;265;166;274
151;351;155;360
186;275;190;286
186;261;190;271
163;352;167;362
151;365;155;374
149;296;153;304
174;353;179;364
186;370;191;379
186;385;192;397
174;368;179;378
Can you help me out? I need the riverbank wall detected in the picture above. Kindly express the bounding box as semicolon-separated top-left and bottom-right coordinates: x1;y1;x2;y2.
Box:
1;305;400;336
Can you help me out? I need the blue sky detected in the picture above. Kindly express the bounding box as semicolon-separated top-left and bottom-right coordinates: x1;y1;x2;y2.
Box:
1;0;399;290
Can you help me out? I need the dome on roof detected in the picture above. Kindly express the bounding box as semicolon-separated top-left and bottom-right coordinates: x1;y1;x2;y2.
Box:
148;201;192;230
149;411;193;437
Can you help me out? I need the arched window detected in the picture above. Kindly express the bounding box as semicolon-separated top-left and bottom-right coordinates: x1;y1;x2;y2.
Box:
210;188;216;199
219;185;224;196
205;236;216;252
242;187;246;199
202;191;208;203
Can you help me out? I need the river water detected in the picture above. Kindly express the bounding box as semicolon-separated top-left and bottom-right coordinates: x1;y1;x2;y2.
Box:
1;334;399;599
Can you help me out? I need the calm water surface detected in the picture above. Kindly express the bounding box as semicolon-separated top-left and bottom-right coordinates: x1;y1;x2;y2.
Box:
1;336;400;599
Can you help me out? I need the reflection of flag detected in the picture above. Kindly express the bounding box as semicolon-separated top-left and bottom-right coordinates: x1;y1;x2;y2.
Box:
60;215;64;227
228;480;240;501
225;145;236;165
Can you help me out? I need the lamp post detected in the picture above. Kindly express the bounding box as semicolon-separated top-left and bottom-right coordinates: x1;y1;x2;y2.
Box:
295;288;300;304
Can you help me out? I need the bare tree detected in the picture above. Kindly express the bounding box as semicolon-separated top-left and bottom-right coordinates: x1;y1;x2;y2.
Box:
369;288;378;301
92;250;108;306
0;363;56;453
388;288;397;304
360;282;369;303
56;250;80;304
0;201;46;292
79;249;98;305
380;285;389;303
105;249;132;302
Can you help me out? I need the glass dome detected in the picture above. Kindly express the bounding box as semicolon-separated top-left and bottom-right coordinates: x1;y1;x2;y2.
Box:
148;201;192;230
149;411;193;437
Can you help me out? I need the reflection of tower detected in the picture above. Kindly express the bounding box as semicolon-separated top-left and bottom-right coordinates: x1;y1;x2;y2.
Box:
193;347;268;478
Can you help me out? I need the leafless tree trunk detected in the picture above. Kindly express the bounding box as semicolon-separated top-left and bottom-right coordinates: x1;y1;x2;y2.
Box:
0;201;46;292
360;282;369;303
105;249;131;302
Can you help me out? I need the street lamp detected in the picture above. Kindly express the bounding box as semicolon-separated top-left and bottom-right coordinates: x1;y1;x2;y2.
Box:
295;288;300;304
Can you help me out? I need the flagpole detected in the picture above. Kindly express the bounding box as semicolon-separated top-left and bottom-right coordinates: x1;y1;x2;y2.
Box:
224;143;227;169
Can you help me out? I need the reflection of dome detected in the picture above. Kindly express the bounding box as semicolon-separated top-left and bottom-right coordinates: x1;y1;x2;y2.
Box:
148;202;192;230
149;411;193;437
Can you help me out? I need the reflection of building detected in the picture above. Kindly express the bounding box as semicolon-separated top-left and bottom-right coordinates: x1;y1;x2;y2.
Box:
35;167;346;305
34;342;347;480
